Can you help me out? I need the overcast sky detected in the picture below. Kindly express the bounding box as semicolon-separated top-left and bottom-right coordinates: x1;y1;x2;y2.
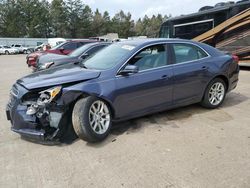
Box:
81;0;229;19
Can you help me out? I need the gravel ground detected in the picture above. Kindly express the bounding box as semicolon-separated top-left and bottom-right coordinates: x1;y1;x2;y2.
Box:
0;55;250;188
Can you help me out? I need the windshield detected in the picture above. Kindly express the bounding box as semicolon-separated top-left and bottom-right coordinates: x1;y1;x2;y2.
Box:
69;44;93;57
4;46;10;48
83;43;135;70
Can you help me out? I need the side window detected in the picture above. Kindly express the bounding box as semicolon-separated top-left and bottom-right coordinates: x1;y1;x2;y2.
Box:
79;42;91;47
128;44;168;71
77;42;84;48
86;45;106;56
173;43;208;64
63;43;77;50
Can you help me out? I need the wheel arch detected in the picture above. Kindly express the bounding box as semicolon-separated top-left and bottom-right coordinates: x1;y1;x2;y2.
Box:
212;75;229;92
202;74;229;100
62;90;116;119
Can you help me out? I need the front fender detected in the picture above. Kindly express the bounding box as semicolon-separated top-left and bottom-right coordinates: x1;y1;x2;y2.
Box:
60;79;117;117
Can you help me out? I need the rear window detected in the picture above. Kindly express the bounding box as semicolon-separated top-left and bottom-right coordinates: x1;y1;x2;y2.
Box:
173;43;208;64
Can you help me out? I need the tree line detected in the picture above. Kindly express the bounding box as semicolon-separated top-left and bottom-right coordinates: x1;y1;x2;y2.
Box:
0;0;169;39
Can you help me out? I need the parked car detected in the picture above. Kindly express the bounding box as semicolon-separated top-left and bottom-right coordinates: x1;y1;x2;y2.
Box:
0;45;19;55
6;39;239;143
47;38;66;48
35;42;111;71
26;39;97;68
11;44;30;54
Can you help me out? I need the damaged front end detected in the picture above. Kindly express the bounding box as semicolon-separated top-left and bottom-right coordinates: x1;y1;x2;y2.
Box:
6;84;76;142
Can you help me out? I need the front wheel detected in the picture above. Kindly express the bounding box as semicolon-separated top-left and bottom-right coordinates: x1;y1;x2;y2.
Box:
201;78;226;109
72;97;112;142
5;50;10;55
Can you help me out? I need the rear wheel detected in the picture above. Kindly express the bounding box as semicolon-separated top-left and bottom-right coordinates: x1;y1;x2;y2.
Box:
72;97;112;142
201;78;226;108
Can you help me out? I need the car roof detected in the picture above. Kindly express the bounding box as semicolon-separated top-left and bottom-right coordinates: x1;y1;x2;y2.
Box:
66;39;98;43
116;38;198;46
85;42;112;46
165;1;250;22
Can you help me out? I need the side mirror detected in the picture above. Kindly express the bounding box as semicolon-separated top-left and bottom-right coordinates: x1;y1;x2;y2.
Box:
119;65;139;75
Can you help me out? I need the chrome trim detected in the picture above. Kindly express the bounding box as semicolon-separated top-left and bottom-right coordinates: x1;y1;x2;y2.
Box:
173;19;214;28
116;56;210;78
116;41;211;77
173;19;214;36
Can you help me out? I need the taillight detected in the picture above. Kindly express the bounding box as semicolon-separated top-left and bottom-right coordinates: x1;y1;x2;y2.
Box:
232;55;239;64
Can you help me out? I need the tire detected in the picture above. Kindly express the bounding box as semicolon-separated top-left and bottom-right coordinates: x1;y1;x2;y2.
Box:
72;96;112;142
201;78;226;109
23;50;27;54
5;50;10;55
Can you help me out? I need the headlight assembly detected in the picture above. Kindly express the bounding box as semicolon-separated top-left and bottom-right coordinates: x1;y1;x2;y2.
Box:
37;86;62;105
26;86;62;115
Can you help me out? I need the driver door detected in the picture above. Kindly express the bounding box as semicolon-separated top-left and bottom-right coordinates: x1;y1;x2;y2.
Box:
113;44;174;118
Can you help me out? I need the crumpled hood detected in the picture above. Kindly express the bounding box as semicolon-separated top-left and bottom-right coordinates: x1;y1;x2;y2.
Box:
18;64;101;90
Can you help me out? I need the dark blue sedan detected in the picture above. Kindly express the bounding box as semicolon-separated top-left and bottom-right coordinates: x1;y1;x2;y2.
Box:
6;39;239;143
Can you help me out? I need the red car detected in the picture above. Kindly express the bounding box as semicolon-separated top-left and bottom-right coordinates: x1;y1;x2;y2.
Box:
26;40;97;68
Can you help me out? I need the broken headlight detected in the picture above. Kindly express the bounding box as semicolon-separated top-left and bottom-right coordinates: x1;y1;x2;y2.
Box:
37;86;62;105
26;86;62;115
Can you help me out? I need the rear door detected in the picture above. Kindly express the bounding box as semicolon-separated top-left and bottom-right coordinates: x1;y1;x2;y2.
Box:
114;43;174;118
170;43;211;105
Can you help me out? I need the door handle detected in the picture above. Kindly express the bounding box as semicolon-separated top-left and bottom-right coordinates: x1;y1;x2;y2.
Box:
202;66;208;70
161;75;168;79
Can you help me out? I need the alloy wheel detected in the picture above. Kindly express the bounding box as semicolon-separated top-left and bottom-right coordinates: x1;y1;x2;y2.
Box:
208;82;225;106
89;100;110;134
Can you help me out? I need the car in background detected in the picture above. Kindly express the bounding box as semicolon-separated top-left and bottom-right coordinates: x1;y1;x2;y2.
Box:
11;44;30;54
26;39;97;67
0;45;19;55
48;38;66;48
35;42;111;71
6;39;239;143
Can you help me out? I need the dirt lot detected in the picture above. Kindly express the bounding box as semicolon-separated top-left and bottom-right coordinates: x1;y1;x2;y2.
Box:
0;55;250;188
